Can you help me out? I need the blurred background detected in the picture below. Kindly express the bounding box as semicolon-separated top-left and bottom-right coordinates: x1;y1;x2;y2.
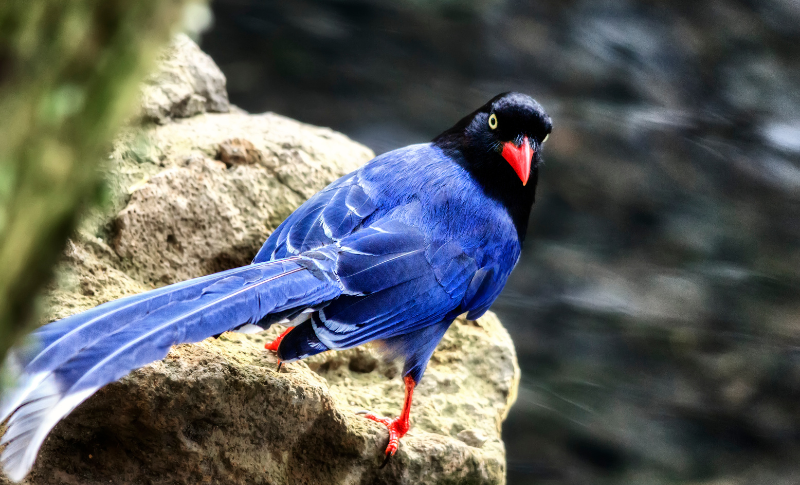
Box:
198;1;800;483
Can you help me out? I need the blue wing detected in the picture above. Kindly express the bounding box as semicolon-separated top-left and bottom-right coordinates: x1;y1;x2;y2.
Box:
253;173;376;262
272;214;483;384
252;162;484;346
314;217;479;347
253;146;510;357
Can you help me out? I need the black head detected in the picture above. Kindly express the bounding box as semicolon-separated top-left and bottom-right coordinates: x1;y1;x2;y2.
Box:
433;92;552;238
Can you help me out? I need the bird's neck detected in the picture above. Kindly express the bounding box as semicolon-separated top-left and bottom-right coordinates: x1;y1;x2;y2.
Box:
432;139;537;243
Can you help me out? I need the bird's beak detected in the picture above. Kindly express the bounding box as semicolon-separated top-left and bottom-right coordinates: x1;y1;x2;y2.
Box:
501;136;533;186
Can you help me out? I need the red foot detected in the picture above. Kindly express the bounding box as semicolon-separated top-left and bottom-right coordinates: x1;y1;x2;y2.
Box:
359;412;409;458
265;327;293;352
357;375;416;467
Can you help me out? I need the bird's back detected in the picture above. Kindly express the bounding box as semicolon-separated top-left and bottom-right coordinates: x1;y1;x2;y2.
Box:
257;142;522;274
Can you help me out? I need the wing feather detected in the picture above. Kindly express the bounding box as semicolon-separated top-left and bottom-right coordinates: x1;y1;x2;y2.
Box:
310;218;479;349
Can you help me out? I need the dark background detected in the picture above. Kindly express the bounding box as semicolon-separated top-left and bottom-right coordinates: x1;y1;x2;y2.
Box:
200;1;800;483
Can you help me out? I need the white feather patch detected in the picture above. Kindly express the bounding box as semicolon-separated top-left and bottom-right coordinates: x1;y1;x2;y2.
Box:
1;385;98;482
232;324;266;335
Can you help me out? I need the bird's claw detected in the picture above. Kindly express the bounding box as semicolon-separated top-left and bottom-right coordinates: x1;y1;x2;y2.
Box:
380;452;393;469
357;410;406;465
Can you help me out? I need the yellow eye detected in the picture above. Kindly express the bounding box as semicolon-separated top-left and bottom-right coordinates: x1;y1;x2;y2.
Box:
488;113;498;130
542;133;549;143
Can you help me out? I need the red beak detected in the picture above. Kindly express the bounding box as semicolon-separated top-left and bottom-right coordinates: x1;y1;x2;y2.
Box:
501;136;533;186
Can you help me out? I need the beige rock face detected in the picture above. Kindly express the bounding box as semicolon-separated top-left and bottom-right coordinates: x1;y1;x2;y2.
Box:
139;33;230;123
0;35;520;485
112;111;371;286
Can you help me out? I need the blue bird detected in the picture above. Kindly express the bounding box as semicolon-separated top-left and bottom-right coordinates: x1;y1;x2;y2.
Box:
0;92;552;481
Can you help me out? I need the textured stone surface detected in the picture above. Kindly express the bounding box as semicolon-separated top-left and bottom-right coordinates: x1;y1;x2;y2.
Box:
0;35;520;485
111;111;371;286
139;33;230;123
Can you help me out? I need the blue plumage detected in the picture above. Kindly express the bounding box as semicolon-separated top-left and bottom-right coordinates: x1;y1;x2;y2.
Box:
0;92;552;480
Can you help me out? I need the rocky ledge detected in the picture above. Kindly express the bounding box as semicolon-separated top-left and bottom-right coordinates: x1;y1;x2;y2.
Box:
0;35;519;485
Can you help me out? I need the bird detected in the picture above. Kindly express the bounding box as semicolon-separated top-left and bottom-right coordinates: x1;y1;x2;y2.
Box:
0;92;552;481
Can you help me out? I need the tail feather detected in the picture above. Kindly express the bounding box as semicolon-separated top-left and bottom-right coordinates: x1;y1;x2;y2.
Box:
0;256;341;482
21;258;300;378
0;258;304;423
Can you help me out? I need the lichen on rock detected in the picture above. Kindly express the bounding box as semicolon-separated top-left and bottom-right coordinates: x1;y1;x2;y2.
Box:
0;35;520;485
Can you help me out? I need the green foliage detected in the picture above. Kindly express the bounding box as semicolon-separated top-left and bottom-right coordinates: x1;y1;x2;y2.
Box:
0;0;194;363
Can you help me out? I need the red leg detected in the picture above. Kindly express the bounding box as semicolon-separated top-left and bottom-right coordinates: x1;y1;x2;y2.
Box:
357;375;416;464
265;326;293;352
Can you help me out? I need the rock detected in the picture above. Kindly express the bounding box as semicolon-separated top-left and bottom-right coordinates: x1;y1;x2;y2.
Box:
217;138;264;166
0;35;520;484
112;111;373;286
457;429;490;448
139;33;230;123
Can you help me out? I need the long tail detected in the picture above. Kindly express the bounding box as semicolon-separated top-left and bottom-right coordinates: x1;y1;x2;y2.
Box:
0;257;341;482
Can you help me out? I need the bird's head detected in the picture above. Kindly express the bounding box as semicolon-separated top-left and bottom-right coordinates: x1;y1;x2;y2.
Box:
433;92;552;188
433;92;552;239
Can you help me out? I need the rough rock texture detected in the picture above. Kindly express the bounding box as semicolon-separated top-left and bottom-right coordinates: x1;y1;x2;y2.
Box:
139;33;230;124
111;111;372;286
0;35;520;485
